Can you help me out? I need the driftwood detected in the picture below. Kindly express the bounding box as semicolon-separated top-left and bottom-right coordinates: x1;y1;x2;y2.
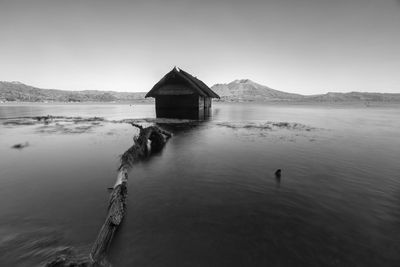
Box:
47;124;171;267
89;124;171;265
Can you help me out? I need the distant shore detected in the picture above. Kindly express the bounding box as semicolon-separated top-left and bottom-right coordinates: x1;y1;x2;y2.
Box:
1;100;399;108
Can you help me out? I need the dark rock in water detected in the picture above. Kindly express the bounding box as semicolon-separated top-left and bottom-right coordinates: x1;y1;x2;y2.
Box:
11;142;29;149
274;169;282;188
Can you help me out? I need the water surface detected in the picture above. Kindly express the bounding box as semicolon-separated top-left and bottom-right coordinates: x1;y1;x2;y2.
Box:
0;103;399;266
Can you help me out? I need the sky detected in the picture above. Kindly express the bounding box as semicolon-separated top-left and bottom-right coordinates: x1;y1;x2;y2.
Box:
0;0;399;94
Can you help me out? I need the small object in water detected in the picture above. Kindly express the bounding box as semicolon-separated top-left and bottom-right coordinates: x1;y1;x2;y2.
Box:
11;142;29;149
275;169;282;178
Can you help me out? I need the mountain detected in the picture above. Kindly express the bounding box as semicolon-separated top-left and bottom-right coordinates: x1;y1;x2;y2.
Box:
211;79;400;102
1;80;399;103
211;79;303;102
304;91;400;102
0;81;151;103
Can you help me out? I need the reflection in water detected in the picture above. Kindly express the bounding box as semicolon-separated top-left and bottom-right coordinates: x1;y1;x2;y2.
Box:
0;103;400;266
156;108;203;120
275;176;281;188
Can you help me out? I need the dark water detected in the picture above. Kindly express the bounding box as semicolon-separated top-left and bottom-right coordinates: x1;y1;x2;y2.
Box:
0;103;399;266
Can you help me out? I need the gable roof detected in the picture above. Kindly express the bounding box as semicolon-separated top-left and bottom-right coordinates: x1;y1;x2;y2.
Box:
145;67;220;98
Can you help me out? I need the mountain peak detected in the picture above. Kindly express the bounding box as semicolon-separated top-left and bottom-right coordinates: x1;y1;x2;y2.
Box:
231;79;254;84
211;79;304;101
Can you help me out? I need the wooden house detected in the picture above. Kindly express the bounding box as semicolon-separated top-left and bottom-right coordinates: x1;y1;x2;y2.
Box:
145;67;220;119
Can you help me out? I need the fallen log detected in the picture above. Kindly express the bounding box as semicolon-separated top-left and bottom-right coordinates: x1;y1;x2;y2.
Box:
89;124;171;265
47;124;171;267
89;170;128;266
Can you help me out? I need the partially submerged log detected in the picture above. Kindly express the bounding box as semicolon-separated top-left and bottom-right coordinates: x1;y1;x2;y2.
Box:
89;124;171;264
89;124;171;265
89;172;127;266
47;124;171;267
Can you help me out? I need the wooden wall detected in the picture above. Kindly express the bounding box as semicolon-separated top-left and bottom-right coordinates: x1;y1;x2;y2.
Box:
154;84;193;95
155;95;212;120
155;95;199;119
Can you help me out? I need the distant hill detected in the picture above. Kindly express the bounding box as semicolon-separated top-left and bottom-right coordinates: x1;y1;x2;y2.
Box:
212;79;400;102
211;79;303;102
0;81;152;103
303;91;400;102
1;80;399;103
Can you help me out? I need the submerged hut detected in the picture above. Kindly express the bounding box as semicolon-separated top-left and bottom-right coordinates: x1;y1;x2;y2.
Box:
145;67;220;119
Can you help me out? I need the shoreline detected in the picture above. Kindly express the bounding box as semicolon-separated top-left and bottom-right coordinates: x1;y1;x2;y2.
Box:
1;100;399;108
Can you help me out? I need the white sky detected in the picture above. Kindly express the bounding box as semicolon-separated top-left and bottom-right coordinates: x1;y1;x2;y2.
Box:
0;0;400;94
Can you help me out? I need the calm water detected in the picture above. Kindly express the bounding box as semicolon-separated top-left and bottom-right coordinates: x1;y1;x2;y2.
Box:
0;103;399;266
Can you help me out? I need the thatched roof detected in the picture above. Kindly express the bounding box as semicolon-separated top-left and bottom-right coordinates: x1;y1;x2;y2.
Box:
145;67;220;98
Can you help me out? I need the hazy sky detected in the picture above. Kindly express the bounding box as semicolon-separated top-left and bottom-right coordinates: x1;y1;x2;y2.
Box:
1;0;399;94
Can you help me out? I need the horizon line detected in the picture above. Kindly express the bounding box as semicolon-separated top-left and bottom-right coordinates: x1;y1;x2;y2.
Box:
1;80;399;96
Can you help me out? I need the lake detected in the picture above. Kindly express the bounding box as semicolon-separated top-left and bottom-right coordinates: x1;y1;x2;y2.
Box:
0;102;399;266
